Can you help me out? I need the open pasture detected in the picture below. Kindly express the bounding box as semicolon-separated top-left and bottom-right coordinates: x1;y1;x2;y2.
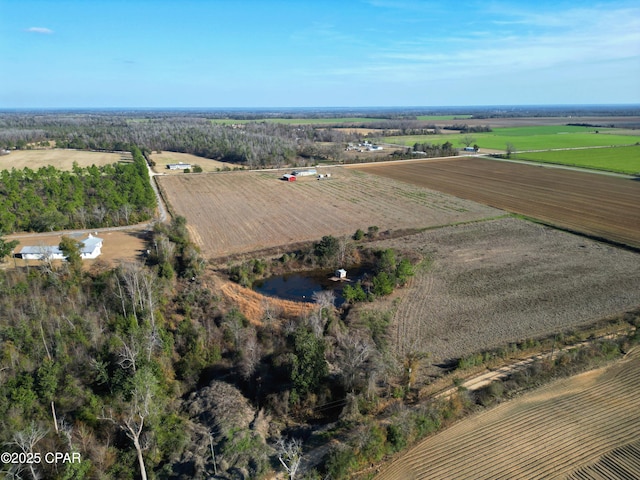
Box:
367;217;640;366
514;145;640;174
382;125;640;151
377;348;640;479
0;149;131;171
155;168;502;259
350;157;640;249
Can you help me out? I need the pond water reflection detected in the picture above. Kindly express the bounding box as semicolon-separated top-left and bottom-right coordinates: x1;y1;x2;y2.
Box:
253;265;370;305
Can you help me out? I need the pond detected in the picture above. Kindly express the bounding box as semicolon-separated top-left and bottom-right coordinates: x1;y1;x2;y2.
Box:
253;265;371;305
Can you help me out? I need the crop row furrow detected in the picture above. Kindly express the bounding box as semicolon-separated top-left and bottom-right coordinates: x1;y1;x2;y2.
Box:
403;366;640;479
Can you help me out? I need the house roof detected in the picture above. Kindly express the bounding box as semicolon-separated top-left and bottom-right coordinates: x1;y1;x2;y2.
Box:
19;235;103;256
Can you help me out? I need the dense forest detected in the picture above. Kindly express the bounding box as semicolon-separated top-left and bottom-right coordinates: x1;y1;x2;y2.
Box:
0;147;155;233
0;214;419;479
0;115;304;168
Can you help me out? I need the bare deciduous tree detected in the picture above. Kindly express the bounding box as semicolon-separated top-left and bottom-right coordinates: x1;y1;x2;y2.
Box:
10;423;48;480
460;135;476;148
312;290;335;313
275;436;303;480
100;369;157;480
116;333;140;373
239;328;261;379
336;334;374;392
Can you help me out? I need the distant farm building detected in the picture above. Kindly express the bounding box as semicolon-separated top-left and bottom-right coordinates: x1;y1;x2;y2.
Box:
16;234;103;261
463;147;476;152
167;162;191;170
292;168;317;177
282;174;296;182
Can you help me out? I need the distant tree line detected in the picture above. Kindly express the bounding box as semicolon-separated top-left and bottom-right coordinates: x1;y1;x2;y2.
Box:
0;114;301;168
412;141;457;156
0;146;155;233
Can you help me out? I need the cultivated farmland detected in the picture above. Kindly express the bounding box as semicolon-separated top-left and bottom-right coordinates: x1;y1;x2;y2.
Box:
350;157;640;249
366;217;640;365
155;169;502;258
376;347;640;480
382;125;640;151
513;145;640;174
0;149;131;171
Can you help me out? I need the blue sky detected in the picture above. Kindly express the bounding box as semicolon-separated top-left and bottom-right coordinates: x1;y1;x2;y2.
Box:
1;0;639;108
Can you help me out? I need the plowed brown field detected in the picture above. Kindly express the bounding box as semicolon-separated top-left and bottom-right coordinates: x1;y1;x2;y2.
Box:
359;217;640;367
156;169;502;258
376;348;640;480
349;158;640;249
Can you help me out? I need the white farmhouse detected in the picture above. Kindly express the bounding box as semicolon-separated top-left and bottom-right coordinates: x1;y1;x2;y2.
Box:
17;234;104;260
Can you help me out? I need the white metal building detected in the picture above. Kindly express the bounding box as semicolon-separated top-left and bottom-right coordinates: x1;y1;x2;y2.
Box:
17;234;104;260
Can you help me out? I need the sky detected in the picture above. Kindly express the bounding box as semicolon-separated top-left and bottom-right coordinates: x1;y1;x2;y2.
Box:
1;0;639;108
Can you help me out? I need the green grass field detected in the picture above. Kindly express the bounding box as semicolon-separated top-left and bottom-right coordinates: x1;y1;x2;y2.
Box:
382;126;640;151
513;146;640;174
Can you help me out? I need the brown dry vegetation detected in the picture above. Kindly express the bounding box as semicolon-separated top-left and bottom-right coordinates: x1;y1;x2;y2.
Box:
0;149;131;170
156;168;502;259
350;157;640;249
376;347;640;479
362;217;640;369
215;277;315;325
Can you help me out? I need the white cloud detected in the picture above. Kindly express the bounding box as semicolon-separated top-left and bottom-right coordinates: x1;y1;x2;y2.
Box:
332;4;640;83
26;27;54;34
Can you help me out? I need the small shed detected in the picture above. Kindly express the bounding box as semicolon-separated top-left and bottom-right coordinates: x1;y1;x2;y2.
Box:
335;268;347;279
282;174;296;182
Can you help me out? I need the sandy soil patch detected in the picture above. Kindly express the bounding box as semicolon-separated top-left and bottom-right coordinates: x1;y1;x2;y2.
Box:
0;149;131;171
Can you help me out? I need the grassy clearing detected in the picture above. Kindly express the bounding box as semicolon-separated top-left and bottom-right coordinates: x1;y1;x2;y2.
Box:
0;149;131;171
150;151;231;173
382;126;640;151
514;145;640;174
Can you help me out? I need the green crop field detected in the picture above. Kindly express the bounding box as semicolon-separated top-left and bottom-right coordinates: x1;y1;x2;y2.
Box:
514;146;640;174
382;126;640;151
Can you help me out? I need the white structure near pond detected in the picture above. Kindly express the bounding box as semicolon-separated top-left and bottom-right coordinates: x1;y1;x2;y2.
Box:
335;268;347;279
17;234;104;260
